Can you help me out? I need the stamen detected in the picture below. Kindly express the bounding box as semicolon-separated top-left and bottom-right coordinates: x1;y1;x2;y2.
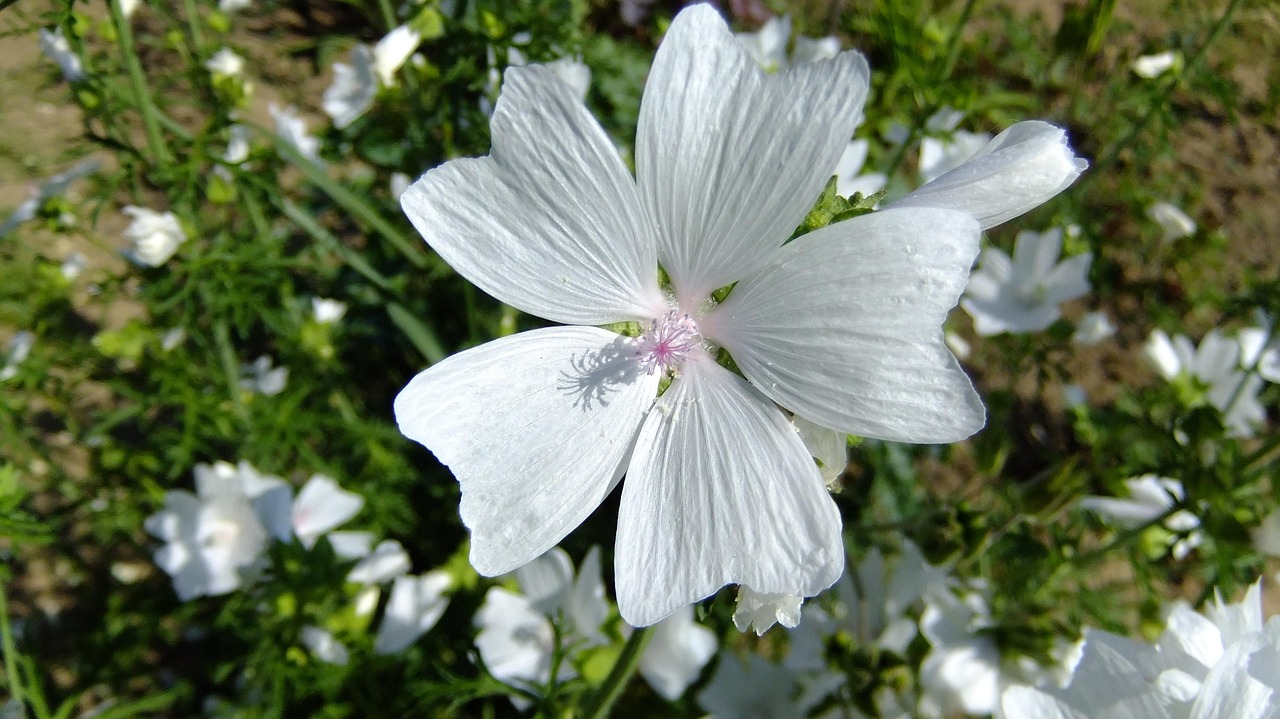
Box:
635;311;701;375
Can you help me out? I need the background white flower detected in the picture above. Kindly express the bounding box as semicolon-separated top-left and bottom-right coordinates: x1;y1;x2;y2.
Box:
373;571;452;654
1133;50;1178;78
833;139;887;198
1147;201;1197;241
638;604;717;700
301;626;349;666
239;355;289;396
1081;475;1203;560
39;28;85;82
1073;310;1116;344
122;206;187;267
205;48;245;77
373;25;421;87
323;45;377;129
1143;329;1266;437
290;474;364;549
962;227;1092;335
311;297;348;324
269;103;322;164
1;332;36;382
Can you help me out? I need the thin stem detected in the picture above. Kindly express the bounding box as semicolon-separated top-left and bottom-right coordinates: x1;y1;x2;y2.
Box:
1071;503;1185;568
940;0;979;81
0;581;24;711
1086;0;1245;179
580;626;652;719
111;0;172;168
181;0;204;51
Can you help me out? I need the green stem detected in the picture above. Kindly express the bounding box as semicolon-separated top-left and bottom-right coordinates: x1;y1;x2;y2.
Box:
0;581;24;711
1071;503;1185;568
580;627;652;719
1086;0;1244;179
111;0;172;168
940;0;979;81
181;0;204;51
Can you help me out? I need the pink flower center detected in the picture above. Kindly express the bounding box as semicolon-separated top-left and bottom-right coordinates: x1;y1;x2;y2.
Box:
635;311;701;374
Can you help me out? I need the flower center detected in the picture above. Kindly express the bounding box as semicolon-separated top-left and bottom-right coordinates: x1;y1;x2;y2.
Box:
635;310;701;375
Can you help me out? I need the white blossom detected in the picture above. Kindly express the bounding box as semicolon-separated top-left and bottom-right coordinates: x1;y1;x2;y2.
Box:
1133;50;1178;79
373;25;421;87
219;0;252;11
698;654;811;719
39;28;85;82
1002;581;1280;718
346;539;410;585
205;48;245;77
733;587;803;635
833;139;887;198
60;252;87;279
945;331;972;361
122;206;187;267
300;626;349;665
389;172;411;201
160;327;186;352
735;15;839;73
1143;329;1266;437
119;0;140;18
223;125;251;165
269;103;321;164
834;542;947;653
290;474;364;549
919;130;992;184
962;228;1092;335
1081;475;1203;560
1073;310;1116;345
0;331;35;382
311;297;348;324
1147;201;1197;242
0;159;99;237
1239;322;1280;383
639;604;717;700
373;571;452;654
239;355;288;396
323;45;377;129
394;6;1079;628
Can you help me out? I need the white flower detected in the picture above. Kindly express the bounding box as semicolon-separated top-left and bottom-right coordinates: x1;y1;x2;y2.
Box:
945;331;972;361
1133;50;1178;78
311;297;348;324
919;130;992;184
833;139;887;198
300;626;349;665
793;415;846;486
1063;383;1088;408
735;15;839;73
160;327;186;352
373;25;421;87
326;530;375;559
290;474;363;549
239;355;289;396
395;4;994;628
373;570;451;654
143;462;276;600
697;654;810;719
474;547;607;701
205;48;245;77
834;542;947;653
1147;201;1196;242
1144;329;1266;437
733;587;803;635
1081;475;1203;560
485;48;592;114
268;103;321;164
60;253;87;279
1;331;35;382
1073;310;1116;345
887;121;1087;230
918;588;1002;717
39;28;85;82
962;228;1092;335
122;206;187;267
1;159;99;237
346;539;410;585
639;604;717;700
323;45;377;129
219;0;252;11
1002;581;1280;718
1240;323;1280;383
223;125;250;165
119;0;140;18
389;172;411;201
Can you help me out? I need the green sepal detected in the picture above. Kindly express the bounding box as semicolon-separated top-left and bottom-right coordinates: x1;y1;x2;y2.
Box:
790;176;885;241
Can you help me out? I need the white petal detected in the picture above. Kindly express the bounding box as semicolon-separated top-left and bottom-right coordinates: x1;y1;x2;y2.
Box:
373;571;452;654
346;539;411;584
1013;228;1062;282
889;121;1087;230
792;415;847;485
568;546;609;643
394;327;659;575
515;546;574;616
327;530;375;559
732;586;803;635
1001;686;1085;719
636;4;870;303
473;587;555;687
1144;330;1183;380
292;474;364;548
401;67;663;325
705;207;984;443
615;356;843;626
301;626;349;665
640;605;718;700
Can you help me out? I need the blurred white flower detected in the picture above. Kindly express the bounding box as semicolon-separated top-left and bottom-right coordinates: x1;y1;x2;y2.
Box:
119;0;140;18
962;228;1092;335
346;539;410;585
1238;320;1280;384
290;474;364;549
919;588;1002;717
1073;310;1116;344
323;45;377;129
619;0;655;26
736;15;839;73
311;297;348;324
269;103;322;164
639;604;717;700
1144;329;1266;437
373;571;452;654
144;462;275;600
0;331;35;382
887;121;1088;231
389;172;411;201
1063;383;1088;408
326;530;375;559
122;206;187;267
835;542;947;653
833;139;887;198
396;6;990;628
0;159;99;237
919;130;992;184
793;415;846;486
223;125;250;165
160;327;186;352
239;355;289;396
734;587;802;635
205;48;245;77
39;28;85;82
698;654;810;718
373;25;421;87
219;0;252;11
1133;50;1178;78
300;626;349;665
474;547;607;701
1081;475;1202;560
945;331;972;361
60;252;87;279
1147;201;1197;242
1003;581;1280;718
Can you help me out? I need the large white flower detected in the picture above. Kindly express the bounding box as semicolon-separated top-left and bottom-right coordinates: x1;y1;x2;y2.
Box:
961;227;1092;335
395;5;1046;626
